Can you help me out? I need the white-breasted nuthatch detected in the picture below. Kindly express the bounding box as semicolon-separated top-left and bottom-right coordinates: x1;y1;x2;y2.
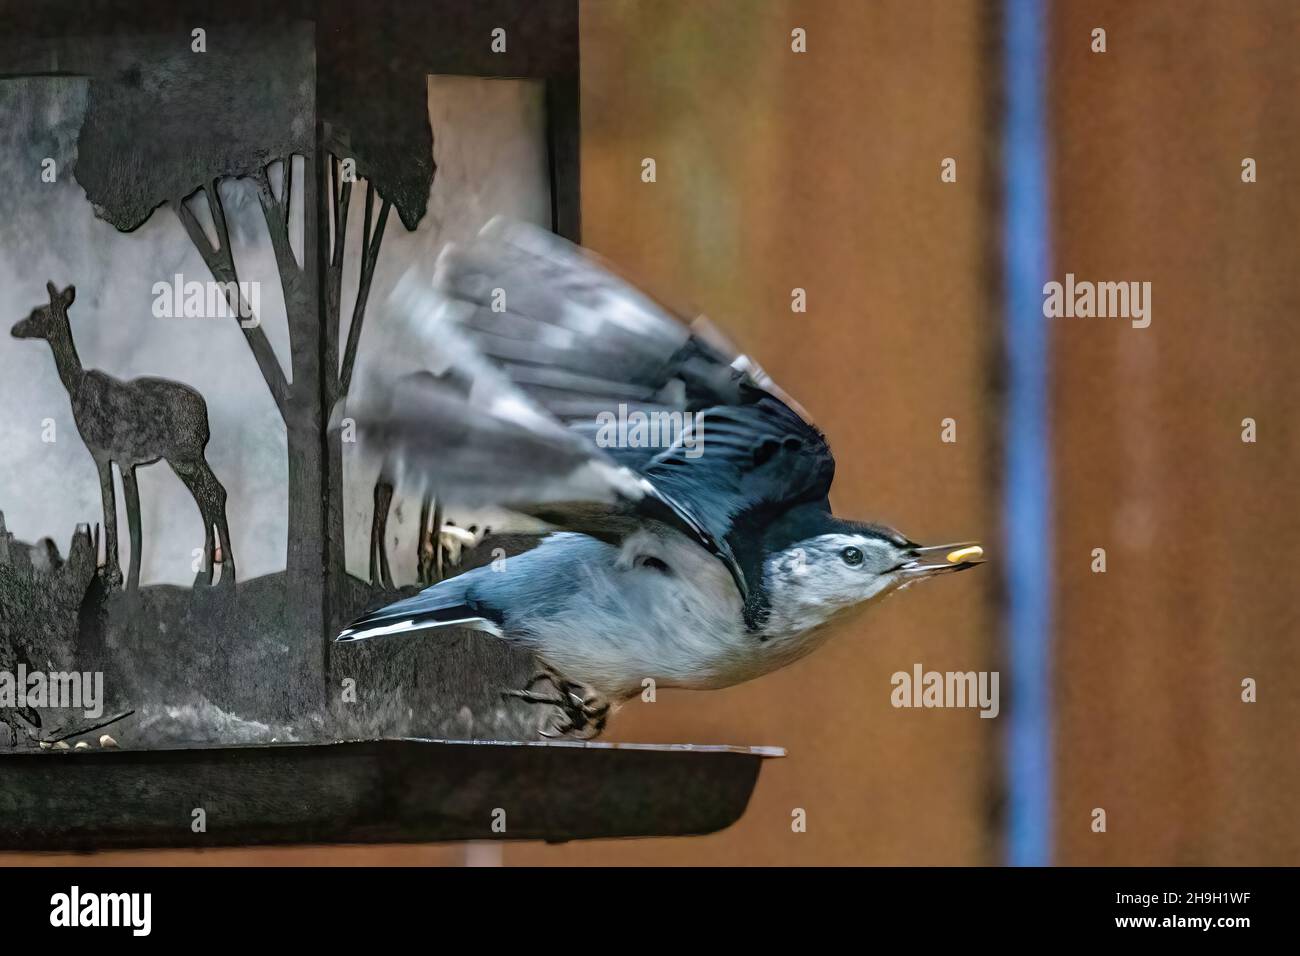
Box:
336;219;983;738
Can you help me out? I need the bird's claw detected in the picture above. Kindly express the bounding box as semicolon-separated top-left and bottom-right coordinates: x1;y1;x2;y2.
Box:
503;672;611;740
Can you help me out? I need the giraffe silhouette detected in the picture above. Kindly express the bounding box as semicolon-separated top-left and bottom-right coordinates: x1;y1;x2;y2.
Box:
11;282;235;590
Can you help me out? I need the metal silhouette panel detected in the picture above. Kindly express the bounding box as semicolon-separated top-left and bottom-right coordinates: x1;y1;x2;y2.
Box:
0;1;581;752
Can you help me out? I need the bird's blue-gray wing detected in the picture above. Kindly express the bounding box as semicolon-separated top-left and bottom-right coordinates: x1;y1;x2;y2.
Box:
345;218;835;627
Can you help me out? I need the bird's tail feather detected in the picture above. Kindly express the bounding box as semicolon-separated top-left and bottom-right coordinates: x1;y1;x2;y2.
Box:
335;583;499;643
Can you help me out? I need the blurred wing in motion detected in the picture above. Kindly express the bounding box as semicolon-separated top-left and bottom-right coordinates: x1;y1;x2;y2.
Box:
435;218;812;441
343;218;834;626
350;363;648;510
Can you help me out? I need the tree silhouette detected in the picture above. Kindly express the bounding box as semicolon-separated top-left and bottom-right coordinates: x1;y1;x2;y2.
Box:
74;24;327;684
77;28;313;421
71;21;439;684
319;53;434;597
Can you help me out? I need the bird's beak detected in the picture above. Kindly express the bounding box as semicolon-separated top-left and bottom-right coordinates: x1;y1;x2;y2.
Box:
894;542;985;579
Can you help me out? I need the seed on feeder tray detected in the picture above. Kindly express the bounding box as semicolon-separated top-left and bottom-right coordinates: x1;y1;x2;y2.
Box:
946;545;983;564
53;741;70;750
38;741;51;750
99;734;119;749
74;741;90;750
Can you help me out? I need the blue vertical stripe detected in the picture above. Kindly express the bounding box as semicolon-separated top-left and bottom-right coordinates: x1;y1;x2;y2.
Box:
1002;0;1053;866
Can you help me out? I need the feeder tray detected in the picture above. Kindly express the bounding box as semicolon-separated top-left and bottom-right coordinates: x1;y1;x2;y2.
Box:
0;738;783;851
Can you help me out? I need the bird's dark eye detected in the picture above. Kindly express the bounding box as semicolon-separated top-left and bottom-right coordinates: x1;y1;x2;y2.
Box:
841;546;864;566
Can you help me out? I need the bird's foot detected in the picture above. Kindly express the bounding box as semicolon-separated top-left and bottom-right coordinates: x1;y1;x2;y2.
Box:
503;671;611;740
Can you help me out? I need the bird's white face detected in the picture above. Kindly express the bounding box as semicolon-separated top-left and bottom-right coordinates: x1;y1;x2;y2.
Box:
761;532;982;638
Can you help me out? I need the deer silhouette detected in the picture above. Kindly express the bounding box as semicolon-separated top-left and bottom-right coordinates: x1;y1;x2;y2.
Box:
11;282;235;591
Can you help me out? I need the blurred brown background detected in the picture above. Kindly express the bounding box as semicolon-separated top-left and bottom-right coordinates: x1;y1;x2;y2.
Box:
1049;0;1300;865
7;0;1296;866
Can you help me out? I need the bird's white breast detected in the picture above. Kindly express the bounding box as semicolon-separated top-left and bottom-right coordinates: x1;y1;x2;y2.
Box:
518;528;820;697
